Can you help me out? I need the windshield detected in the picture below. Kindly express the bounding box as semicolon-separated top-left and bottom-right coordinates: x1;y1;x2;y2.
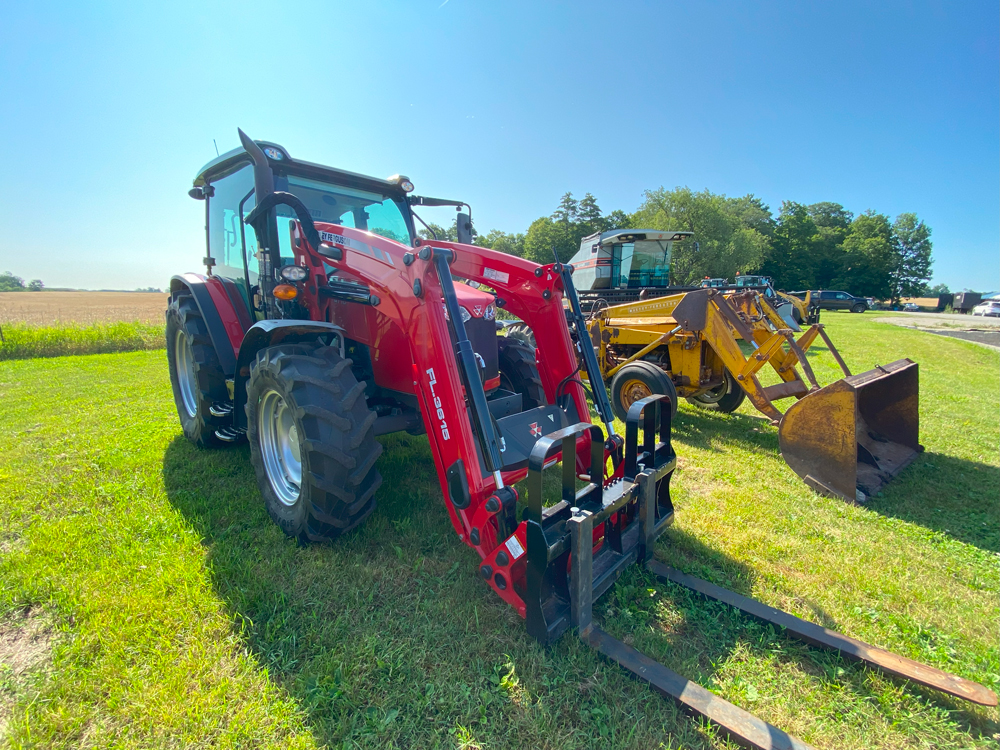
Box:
273;172;412;260
624;240;671;288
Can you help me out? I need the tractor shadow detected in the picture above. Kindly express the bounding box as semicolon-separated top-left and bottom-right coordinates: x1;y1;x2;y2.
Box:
669;406;999;553
161;433;997;748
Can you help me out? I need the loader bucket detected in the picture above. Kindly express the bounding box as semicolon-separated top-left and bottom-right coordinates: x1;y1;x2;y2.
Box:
778;359;920;503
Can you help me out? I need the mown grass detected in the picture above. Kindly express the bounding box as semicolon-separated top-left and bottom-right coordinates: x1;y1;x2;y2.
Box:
0;315;996;749
0;321;164;361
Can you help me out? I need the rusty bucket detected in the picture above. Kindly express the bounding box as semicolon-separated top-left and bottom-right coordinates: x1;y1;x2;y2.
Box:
778;359;921;503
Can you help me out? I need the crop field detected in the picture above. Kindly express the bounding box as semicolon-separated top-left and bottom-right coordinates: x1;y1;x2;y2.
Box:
0;292;167;361
0;291;168;326
0;315;997;749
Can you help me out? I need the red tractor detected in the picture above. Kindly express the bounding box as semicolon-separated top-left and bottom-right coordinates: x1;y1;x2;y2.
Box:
167;130;994;749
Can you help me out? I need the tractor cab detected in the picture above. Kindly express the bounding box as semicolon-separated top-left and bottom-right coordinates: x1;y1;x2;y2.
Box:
699;277;728;288
734;274;774;292
568;230;693;291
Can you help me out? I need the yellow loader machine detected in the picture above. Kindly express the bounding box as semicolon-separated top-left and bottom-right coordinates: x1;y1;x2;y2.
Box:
565;230;921;503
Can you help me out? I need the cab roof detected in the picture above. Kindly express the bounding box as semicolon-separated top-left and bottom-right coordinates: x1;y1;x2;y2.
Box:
584;230;694;246
192;139;406;198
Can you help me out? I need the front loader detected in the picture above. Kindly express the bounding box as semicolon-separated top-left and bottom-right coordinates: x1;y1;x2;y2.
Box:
562;229;921;503
583;285;921;503
166;130;994;749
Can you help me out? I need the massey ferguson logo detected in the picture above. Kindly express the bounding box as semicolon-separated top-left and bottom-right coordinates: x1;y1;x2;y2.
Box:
529;422;542;437
425;368;450;441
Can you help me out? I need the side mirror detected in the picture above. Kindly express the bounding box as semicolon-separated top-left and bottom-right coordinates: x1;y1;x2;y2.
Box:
456;212;473;245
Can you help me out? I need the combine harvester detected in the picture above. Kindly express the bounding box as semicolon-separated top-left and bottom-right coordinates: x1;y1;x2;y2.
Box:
567;230;921;504
166;131;993;749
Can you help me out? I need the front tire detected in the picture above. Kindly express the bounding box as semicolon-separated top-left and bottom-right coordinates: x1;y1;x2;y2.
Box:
851;303;866;313
246;343;383;543
687;369;746;413
498;338;546;409
165;290;228;447
610;361;678;422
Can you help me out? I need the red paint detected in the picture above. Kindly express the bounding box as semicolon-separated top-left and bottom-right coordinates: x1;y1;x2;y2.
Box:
202;276;246;356
276;225;597;617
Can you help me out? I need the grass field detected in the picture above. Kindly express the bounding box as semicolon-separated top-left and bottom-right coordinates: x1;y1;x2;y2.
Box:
0;315;997;749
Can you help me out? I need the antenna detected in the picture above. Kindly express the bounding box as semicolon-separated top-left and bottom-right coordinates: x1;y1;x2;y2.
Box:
213;139;220;156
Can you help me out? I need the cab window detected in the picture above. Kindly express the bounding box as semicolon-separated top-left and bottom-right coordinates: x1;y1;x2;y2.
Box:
273;173;412;261
206;164;258;306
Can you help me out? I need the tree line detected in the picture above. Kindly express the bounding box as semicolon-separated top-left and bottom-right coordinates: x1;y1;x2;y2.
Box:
0;272;43;292
453;188;938;305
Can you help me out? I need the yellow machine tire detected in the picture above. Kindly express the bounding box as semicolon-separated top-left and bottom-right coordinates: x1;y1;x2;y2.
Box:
686;370;746;414
610;361;678;422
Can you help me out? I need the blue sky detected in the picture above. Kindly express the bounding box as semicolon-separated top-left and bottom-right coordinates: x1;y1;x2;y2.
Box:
1;1;997;292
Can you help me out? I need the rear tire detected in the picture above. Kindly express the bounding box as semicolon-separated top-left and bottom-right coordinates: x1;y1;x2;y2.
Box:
165;290;228;447
246;343;383;543
687;370;746;413
504;324;536;350
610;361;678;422
498;338;546;409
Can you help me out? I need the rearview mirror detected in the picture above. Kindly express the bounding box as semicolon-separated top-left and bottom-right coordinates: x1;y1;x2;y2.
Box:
457;212;473;245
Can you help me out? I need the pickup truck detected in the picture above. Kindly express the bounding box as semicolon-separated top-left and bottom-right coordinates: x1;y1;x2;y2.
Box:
790;290;868;313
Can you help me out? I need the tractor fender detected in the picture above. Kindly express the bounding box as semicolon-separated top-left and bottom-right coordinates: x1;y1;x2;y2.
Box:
170;274;252;376
232;320;346;429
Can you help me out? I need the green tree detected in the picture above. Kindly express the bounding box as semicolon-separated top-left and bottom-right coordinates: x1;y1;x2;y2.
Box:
551;192;579;225
601;209;632;231
760;202;820;290
889;213;933;306
474;229;527;258
928;282;950;295
577;193;603;227
0;272;25;292
806;202;853;288
28;279;44;291
834;210;895;299
523;216;584;263
632;187;772;284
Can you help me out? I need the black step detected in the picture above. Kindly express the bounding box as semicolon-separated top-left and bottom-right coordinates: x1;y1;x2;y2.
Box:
214;426;246;443
210;401;234;418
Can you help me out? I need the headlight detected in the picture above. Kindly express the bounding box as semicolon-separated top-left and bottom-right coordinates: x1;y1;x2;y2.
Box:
279;265;308;282
484;303;496;321
388;174;415;193
441;303;472;323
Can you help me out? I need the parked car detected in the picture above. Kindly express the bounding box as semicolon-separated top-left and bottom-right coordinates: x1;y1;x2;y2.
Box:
971;300;1000;317
811;290;869;313
903;302;920;312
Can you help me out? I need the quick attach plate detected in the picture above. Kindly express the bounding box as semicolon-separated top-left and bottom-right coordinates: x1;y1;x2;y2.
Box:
524;395;676;644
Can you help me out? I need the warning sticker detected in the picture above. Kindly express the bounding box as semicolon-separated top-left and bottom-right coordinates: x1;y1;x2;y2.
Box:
505;535;525;560
483;267;509;284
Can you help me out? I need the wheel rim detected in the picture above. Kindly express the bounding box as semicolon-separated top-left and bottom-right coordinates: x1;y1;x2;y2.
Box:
258;389;302;506
693;380;728;405
174;329;198;418
619;378;653;412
